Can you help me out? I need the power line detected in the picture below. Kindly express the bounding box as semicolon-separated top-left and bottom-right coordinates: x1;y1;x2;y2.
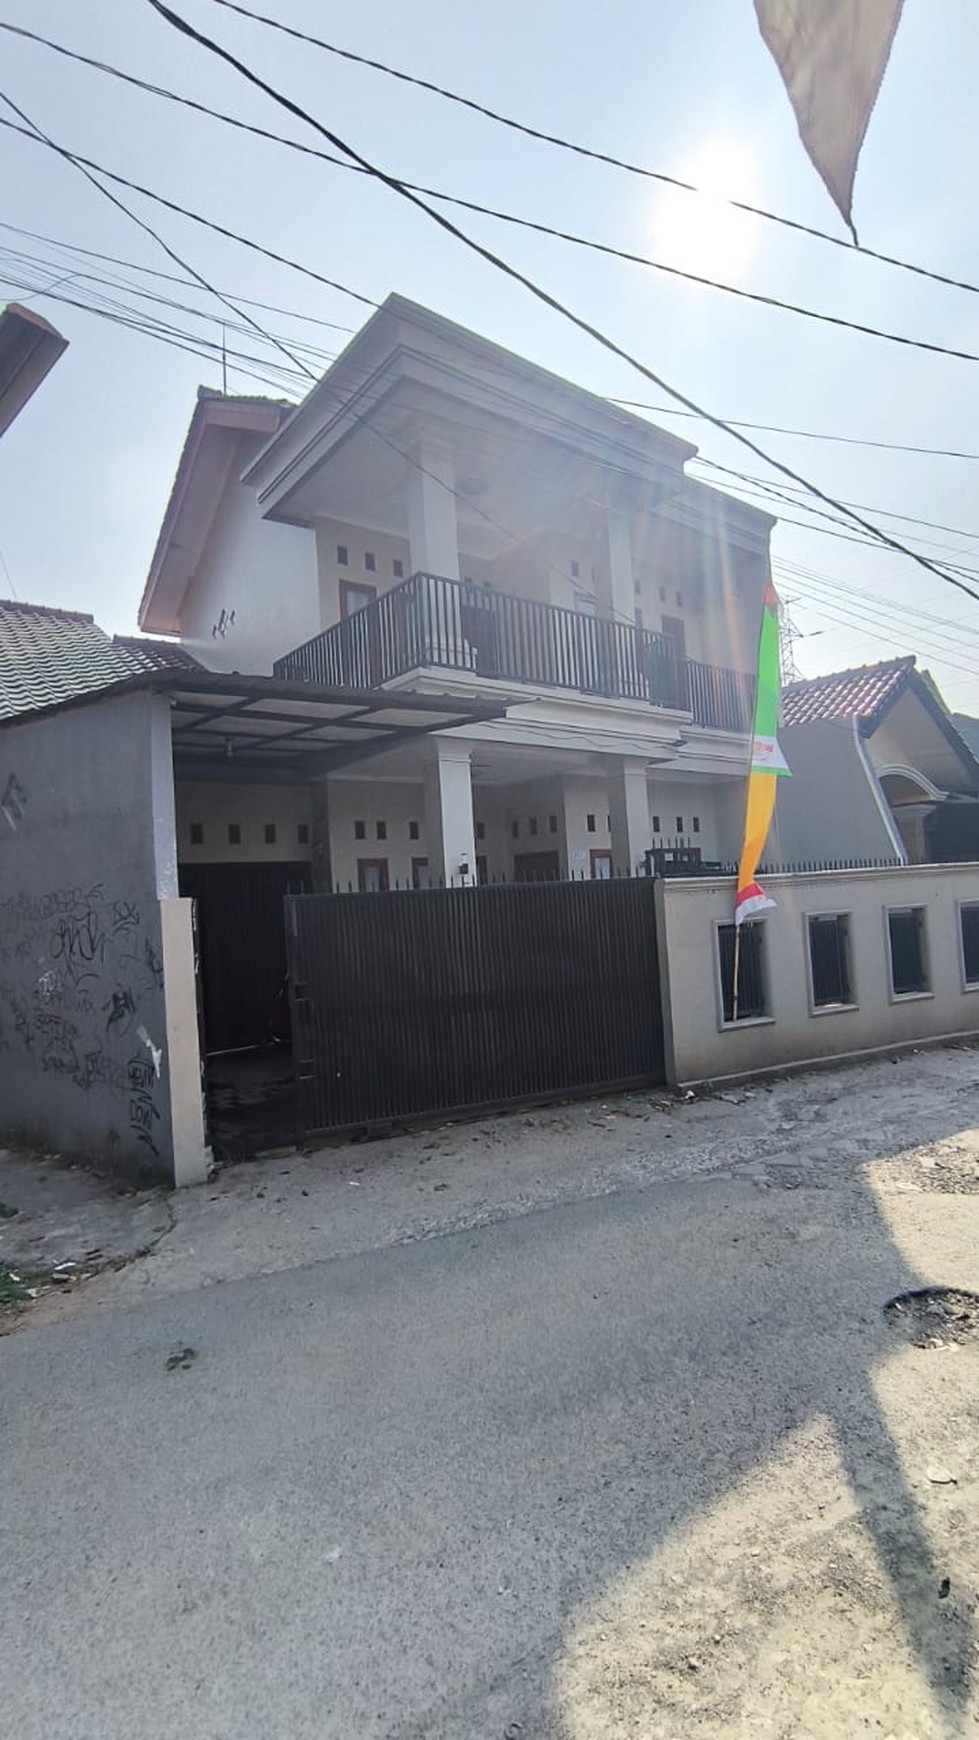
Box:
7;18;979;369
0;219;357;333
208;0;979;305
615;398;979;464
0;114;378;311
141;0;979;609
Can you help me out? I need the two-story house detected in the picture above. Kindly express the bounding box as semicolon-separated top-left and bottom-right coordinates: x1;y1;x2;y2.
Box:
140;294;771;899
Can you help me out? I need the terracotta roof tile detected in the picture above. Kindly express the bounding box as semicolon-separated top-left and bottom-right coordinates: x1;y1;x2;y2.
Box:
0;598;200;722
782;657;914;728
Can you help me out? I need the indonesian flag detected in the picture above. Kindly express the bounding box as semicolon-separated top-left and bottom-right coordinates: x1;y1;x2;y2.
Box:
735;581;791;925
754;0;904;242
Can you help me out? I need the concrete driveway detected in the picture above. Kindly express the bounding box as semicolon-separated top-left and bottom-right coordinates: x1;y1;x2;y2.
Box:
2;1048;979;1737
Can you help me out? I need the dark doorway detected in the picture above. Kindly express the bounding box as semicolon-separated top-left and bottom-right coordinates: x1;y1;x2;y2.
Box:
179;861;311;1052
179;860;311;1162
513;850;561;882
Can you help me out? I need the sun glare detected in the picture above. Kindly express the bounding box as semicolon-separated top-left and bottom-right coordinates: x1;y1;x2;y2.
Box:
649;141;759;285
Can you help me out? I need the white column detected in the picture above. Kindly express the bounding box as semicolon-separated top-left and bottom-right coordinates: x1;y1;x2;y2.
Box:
608;756;650;874
407;434;460;580
424;740;477;884
159;898;210;1187
596;508;635;623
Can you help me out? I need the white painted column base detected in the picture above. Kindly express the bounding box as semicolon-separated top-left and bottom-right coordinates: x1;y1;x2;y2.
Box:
160;897;210;1187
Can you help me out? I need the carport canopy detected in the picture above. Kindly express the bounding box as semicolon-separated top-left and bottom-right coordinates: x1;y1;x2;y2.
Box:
156;669;508;777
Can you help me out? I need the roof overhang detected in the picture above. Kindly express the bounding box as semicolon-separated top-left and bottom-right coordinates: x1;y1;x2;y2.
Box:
0;303;68;438
139;393;293;635
242;294;698;528
0;667;509;780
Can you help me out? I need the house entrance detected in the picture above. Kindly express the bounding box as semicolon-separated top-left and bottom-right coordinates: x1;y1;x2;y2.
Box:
179;860;311;1161
285;875;665;1140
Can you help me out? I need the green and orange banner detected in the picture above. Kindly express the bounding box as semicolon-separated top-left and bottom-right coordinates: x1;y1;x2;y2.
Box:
735;580;791;924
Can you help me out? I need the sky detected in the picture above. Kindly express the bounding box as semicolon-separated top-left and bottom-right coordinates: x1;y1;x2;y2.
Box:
1;0;978;714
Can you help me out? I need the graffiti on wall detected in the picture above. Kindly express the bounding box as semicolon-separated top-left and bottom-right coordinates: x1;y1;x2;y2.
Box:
0;883;166;1159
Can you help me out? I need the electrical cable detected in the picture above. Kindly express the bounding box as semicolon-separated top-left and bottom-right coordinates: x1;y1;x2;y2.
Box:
7;18;979;369
207;0;979;304
140;0;979;608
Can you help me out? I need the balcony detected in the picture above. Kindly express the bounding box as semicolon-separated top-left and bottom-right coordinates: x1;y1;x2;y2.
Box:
274;571;755;733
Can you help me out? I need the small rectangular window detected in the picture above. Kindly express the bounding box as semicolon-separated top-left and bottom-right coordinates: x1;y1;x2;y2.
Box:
475;820;486;841
364;551;376;572
692;816;700;834
297;822;310;845
676;815;684;834
376;820;387;841
408;819;420;841
887;907;929;996
808;914;852;1008
511;819;519;839
393;558;404;579
529;816;538;836
659;585;667;603
264;822;276;845
675;590;683;608
354;819;366;840
548;814;558;834
228;823;241;846
718;922;767;1022
337;545;348;565
189;822;203;845
962;903;979;986
652;814;661;833
586;813;596;833
570;560;580;579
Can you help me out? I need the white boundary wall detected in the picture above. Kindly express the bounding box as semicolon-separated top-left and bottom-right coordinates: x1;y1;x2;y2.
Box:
656;863;979;1087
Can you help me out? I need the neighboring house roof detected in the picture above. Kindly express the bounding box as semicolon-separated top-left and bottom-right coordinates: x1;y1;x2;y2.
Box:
0;303;68;439
0;598;200;721
139;387;294;634
953;712;979;758
783;654;979;789
782;657;914;728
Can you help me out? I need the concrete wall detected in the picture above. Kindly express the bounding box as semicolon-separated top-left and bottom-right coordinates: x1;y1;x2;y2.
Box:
774;720;901;863
175;780;314;864
0;693;207;1184
180;436;319;673
658;862;979;1087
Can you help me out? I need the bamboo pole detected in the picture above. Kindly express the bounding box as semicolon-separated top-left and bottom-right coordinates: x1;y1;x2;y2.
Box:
731;920;742;1025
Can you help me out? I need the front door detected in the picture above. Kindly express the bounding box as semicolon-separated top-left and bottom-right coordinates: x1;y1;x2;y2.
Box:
339;580;379;685
513;851;561;883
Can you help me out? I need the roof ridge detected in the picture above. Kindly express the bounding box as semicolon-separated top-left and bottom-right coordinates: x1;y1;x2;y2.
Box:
784;654;914;694
0;597;96;624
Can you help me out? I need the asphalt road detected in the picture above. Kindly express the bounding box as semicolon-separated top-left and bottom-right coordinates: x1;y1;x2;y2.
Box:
2;1160;975;1738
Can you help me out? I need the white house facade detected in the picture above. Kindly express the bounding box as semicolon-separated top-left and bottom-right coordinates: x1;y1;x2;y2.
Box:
140;295;773;892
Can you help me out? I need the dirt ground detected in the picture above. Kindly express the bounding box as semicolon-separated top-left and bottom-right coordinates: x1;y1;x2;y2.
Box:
3;1042;979;1737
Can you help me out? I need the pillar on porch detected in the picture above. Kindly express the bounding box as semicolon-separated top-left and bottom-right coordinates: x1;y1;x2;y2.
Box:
608;757;650;875
424;741;477;885
596;508;636;624
407;433;460;579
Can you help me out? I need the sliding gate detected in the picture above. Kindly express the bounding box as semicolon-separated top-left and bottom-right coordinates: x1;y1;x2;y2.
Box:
286;876;664;1138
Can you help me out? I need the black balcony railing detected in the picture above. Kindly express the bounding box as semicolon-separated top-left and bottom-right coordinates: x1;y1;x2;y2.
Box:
274;571;755;732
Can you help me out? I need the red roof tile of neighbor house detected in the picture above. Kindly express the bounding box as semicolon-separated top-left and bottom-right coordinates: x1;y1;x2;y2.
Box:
781;657;915;728
0;598;201;722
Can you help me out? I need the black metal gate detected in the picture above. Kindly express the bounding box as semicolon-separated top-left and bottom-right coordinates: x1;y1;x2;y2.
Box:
286;876;664;1137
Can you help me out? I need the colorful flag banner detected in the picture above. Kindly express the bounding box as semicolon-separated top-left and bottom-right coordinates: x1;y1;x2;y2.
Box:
735;581;791;925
